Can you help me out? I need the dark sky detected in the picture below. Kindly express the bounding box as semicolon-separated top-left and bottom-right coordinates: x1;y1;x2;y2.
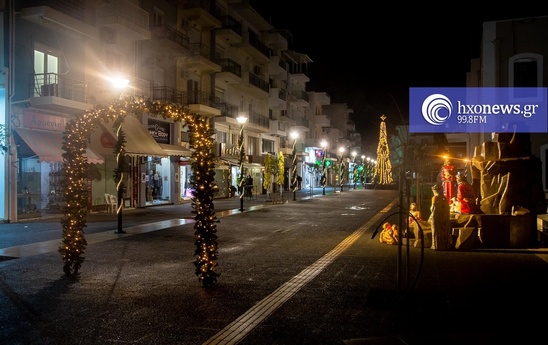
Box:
249;2;545;150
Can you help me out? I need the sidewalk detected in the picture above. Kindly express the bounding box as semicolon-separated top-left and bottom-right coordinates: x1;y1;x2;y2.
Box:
2;188;548;345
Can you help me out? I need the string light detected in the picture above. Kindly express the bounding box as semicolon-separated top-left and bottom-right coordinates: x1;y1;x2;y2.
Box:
59;96;220;286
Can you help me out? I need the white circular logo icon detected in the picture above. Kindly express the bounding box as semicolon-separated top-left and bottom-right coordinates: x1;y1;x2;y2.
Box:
422;94;453;126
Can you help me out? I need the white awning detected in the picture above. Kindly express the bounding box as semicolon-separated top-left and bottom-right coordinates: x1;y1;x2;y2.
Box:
101;116;166;157
158;143;192;157
14;127;104;164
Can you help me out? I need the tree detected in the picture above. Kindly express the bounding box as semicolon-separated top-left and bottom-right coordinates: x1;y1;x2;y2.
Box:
374;115;394;185
277;151;285;196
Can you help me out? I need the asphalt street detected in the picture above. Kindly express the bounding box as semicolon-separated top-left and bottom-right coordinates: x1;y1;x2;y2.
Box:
1;188;548;345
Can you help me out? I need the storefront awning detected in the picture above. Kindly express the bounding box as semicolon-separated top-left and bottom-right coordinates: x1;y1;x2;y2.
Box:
158;143;192;157
216;157;262;169
101;116;166;157
14;127;104;164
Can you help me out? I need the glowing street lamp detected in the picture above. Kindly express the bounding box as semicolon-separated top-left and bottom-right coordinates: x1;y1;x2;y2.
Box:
321;140;327;195
291;131;299;201
237;115;248;212
111;76;129;90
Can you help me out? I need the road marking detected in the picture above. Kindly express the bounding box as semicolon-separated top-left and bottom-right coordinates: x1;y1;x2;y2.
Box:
202;198;399;345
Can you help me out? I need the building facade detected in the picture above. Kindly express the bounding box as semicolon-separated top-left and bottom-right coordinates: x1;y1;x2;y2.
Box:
0;0;360;223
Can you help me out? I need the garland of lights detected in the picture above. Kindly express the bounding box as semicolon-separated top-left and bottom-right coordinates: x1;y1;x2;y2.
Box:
59;96;220;287
374;115;394;185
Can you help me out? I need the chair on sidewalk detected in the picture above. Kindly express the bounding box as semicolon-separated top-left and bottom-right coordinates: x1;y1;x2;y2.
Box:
105;193;118;213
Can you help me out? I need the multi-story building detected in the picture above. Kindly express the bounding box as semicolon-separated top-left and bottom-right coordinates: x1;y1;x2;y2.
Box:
0;0;357;223
463;15;548;194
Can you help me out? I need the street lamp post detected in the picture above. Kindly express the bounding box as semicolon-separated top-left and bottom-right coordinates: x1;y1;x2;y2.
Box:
339;147;345;192
360;155;365;187
321;140;327;195
237;115;247;212
113;77;129;235
351;151;357;189
291;131;298;201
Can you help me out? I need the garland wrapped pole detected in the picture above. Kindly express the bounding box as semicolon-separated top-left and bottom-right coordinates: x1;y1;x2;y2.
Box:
189;115;220;287
321;140;327;195
339;147;345;192
113;117;127;234
291;131;298;201
236;115;247;212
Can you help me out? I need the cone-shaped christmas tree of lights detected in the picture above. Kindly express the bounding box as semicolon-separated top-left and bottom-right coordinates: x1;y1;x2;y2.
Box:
373;115;394;185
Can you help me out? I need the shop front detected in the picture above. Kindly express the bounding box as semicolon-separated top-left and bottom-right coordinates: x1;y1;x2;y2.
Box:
13;111;104;216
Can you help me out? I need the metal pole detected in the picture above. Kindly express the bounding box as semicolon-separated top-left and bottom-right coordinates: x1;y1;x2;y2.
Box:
238;122;245;212
321;148;326;195
114;123;126;234
292;139;297;201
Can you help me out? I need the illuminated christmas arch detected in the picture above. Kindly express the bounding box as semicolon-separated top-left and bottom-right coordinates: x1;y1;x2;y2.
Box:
59;96;220;287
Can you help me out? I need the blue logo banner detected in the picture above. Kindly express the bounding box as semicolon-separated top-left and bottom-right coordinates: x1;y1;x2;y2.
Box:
409;87;548;133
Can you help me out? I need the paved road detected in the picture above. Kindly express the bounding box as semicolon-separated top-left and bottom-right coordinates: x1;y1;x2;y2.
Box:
1;188;548;344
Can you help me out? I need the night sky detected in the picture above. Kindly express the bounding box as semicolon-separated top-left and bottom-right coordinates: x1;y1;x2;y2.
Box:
250;2;545;151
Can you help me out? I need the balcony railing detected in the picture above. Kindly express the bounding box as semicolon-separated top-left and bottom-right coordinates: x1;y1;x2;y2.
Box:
249;73;269;93
218;15;242;36
151;86;183;104
184;90;217;108
30;73;87;103
189;43;220;61
248;31;271;58
151;24;190;50
214;101;239;117
249;110;269;129
216;58;242;77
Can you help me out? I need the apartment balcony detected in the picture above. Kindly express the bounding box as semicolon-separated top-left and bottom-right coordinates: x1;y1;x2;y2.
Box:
126;77;151;99
96;0;150;41
215;58;242;84
187;43;221;74
314;114;330;128
269;120;287;137
238;31;271;64
20;3;97;40
233;71;269;97
213;101;239;118
28;73;93;114
288;90;310;106
292;117;310;133
269;55;287;80
315;92;331;105
289;72;310;84
150;24;190;54
304;138;328;149
247;154;264;165
151;86;184;104
216;15;242;44
266;29;290;51
183;90;220;117
248;112;270;131
180;0;221;29
269;88;287;110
